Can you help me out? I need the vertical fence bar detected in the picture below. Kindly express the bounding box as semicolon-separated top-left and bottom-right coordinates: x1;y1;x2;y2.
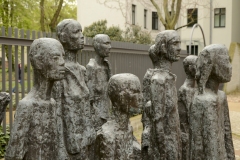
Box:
26;30;31;92
7;27;13;131
38;31;41;38
1;26;6;134
14;28;19;108
20;29;25;98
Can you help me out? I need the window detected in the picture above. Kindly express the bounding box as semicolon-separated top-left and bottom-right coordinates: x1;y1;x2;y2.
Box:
144;9;147;29
132;5;136;25
152;12;158;30
187;8;198;27
214;8;225;27
187;45;198;55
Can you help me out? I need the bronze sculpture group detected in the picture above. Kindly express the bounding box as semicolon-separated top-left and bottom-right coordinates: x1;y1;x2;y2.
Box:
3;19;235;160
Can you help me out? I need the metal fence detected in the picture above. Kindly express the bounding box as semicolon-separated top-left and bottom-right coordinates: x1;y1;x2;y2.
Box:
0;27;187;134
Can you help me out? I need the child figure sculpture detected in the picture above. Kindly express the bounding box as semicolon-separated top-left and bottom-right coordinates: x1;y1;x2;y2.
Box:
141;30;182;160
53;19;96;160
86;34;112;131
95;73;142;160
189;44;235;159
178;55;197;160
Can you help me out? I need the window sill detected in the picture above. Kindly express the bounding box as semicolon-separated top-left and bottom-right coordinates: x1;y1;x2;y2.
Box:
214;26;225;28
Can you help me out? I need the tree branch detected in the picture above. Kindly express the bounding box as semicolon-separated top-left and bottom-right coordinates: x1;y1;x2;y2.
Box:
171;0;182;28
49;0;64;32
163;0;170;26
171;0;176;19
40;0;45;32
175;18;196;30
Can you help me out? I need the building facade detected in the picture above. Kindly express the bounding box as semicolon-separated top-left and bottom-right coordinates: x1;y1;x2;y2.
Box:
77;0;240;53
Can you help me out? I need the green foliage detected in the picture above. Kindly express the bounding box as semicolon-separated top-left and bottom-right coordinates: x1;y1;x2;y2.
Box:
0;0;77;32
124;25;153;45
83;19;124;41
106;26;123;41
83;20;152;44
0;125;10;158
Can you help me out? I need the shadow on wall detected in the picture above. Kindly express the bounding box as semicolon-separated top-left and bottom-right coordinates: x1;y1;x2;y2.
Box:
224;42;240;94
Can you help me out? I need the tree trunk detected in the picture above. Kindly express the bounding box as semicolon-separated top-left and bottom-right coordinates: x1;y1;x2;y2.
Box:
49;0;64;32
40;0;45;32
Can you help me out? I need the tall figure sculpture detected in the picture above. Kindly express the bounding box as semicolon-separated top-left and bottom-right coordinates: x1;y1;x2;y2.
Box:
141;30;182;160
53;19;96;160
178;55;197;160
189;44;235;159
95;73;142;160
0;92;10;124
86;34;112;131
5;38;66;160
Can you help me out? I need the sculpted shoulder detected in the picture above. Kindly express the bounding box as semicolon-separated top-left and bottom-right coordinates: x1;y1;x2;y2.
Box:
217;90;226;100
97;120;116;142
86;58;96;69
151;69;177;84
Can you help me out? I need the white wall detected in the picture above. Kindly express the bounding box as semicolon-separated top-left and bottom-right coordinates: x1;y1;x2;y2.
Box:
77;0;127;31
211;0;232;49
231;0;240;44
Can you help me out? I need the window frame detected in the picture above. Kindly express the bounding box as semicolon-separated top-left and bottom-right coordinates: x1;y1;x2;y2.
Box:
187;45;198;55
152;11;158;30
187;8;198;27
214;8;226;28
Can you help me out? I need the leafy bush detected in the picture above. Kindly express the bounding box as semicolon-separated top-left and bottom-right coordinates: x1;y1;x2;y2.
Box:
0;125;10;158
124;25;153;45
83;20;153;44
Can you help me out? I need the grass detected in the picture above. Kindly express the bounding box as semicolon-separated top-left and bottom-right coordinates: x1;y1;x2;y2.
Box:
130;114;143;143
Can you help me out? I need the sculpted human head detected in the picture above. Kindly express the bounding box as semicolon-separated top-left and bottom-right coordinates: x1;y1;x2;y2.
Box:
56;19;84;51
93;34;111;58
29;38;65;81
195;44;232;93
153;30;181;62
183;55;198;78
108;73;143;114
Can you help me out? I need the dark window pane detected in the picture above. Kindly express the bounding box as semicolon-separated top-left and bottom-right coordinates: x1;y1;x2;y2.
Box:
214;8;225;27
214;15;220;27
152;12;158;30
220;15;225;26
132;5;136;25
221;8;225;14
215;8;220;14
187;8;198;27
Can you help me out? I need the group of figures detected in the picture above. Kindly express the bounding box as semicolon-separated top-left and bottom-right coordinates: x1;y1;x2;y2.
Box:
0;18;235;160
141;31;235;160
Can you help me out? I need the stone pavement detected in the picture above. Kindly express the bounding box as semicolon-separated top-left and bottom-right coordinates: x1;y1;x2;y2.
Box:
229;103;240;160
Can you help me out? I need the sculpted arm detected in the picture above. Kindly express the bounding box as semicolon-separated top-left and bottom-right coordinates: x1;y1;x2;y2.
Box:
5;102;31;160
86;64;95;105
223;95;235;160
141;75;152;156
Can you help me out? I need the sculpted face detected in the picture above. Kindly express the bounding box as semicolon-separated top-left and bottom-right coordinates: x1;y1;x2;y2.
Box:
62;20;84;50
212;48;232;83
45;42;66;81
165;31;181;62
94;34;111;58
183;55;198;78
